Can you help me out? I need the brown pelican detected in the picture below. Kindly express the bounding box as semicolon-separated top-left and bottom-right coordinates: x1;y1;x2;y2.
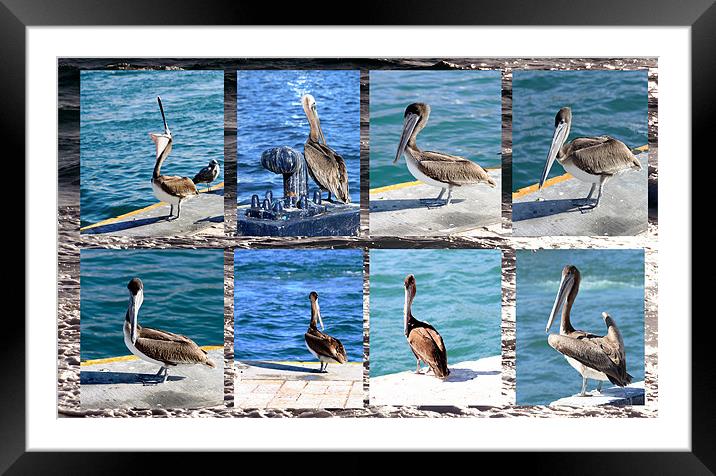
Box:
304;291;347;372
150;96;198;220
192;159;220;192
395;103;496;206
403;275;449;378
545;265;632;396
301;94;350;203
539;107;642;208
123;277;215;383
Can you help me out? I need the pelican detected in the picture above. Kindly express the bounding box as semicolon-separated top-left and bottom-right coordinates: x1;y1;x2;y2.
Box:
539;107;642;209
304;291;347;372
301;94;350;203
192;159;220;192
394;103;496;206
123;277;215;383
403;274;449;378
150;96;198;220
545;265;632;396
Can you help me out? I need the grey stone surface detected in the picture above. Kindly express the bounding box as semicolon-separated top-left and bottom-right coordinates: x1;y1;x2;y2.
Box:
369;169;501;236
513;153;648;236
80;349;224;409
82;188;224;237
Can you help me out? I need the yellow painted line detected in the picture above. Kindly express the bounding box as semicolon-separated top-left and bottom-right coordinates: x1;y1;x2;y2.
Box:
80;345;224;366
370;167;500;195
370;180;422;194
80;182;224;232
512;173;574;199
512;145;648;199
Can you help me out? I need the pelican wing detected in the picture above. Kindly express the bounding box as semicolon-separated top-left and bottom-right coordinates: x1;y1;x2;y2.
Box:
408;324;449;378
548;334;631;386
304;140;350;200
567;137;641;175
305;330;347;363
418;151;496;187
135;326;214;366
155;175;199;198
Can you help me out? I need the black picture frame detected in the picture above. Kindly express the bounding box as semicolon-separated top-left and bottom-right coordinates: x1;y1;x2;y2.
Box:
8;0;705;472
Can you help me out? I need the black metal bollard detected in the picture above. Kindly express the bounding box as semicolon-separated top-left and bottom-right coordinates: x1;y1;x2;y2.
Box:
260;146;308;201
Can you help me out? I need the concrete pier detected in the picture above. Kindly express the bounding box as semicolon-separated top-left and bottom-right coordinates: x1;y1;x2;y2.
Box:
513;150;648;236
369;169;501;237
370;356;506;406
550;381;645;406
80;347;224;409
235;361;365;409
80;184;224;237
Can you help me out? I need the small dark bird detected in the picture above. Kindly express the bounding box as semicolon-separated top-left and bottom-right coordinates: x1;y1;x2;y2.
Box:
192;159;220;192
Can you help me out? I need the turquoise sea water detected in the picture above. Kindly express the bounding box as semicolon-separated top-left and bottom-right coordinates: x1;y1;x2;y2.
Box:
516;249;645;405
80;249;224;361
369;249;502;377
512;70;648;191
236;70;360;204
369;70;502;189
80;71;224;228
234;249;364;362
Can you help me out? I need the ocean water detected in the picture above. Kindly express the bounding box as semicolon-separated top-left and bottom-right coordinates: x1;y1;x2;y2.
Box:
80;71;224;227
80;249;224;361
369;70;502;189
234;249;364;362
512;70;648;191
516;249;645;405
236;70;360;204
369;249;502;377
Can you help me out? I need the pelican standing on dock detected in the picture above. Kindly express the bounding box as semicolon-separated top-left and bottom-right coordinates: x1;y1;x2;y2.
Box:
304;291;347;372
403;274;450;379
394;103;496;206
539;107;642;209
123;278;215;383
150;96;199;220
192;159;220;192
301;94;350;203
545;265;632;396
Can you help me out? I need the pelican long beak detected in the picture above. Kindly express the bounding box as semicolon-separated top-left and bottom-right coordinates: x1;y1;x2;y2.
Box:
540;120;569;189
157;96;170;135
313;108;326;144
317;308;324;331
394;112;419;164
546;273;573;333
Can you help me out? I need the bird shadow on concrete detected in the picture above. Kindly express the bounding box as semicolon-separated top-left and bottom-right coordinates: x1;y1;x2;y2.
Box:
195;215;223;224
247;361;316;373
81;216;168;234
444;368;500;383
80;371;185;385
370;198;465;212
512;199;590;221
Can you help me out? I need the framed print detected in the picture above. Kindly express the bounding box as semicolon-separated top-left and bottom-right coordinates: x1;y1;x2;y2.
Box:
13;0;704;472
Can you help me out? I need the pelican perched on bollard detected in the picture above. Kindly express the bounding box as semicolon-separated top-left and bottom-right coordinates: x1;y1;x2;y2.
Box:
123;278;215;383
304;291;347;372
403;274;450;379
539;107;642;209
301;94;350;203
150;96;199;220
545;265;632;396
394;102;496;206
193;159;220;192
